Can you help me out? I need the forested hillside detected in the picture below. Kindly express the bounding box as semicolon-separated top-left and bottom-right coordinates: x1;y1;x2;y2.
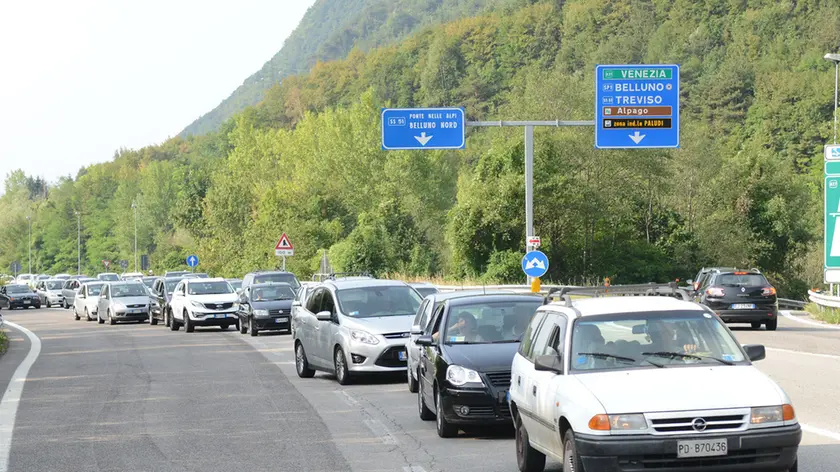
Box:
3;0;839;296
181;0;521;136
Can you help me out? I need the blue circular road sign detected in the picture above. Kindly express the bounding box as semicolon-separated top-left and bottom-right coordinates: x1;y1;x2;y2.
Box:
186;255;199;268
522;250;549;278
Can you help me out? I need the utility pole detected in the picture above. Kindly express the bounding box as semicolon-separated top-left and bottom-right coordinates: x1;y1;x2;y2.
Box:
75;211;81;275
466;120;595;283
26;215;32;275
131;202;138;272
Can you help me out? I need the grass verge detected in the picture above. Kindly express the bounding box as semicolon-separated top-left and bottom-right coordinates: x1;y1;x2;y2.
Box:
0;329;8;354
804;303;840;324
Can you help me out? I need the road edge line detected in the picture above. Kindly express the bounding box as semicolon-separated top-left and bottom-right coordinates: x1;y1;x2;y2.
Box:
780;310;840;330
765;347;840;360
0;321;42;472
801;423;840;442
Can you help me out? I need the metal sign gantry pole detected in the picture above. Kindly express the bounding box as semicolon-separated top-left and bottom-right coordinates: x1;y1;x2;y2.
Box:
466;120;595;283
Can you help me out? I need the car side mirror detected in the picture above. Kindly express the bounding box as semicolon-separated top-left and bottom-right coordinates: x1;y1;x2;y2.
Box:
743;344;765;362
534;354;563;374
415;335;433;346
410;327;423;335
316;310;332;321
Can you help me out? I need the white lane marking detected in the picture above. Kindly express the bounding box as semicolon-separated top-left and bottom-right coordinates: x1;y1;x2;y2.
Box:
363;418;398;445
780;310;840;330
336;390;359;407
0;321;42;472
801;423;840;442
765;347;840;361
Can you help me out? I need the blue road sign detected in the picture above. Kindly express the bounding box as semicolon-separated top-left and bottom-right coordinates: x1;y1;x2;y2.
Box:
381;108;465;150
522;251;549;278
595;64;680;149
186;255;199;268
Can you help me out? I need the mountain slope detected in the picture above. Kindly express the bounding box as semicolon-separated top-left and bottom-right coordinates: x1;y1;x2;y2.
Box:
180;0;522;137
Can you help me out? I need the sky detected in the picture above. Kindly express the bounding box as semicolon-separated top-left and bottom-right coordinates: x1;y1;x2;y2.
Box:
0;0;316;193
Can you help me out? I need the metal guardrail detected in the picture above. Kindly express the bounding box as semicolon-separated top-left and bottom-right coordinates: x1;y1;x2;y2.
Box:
778;298;808;310
808;290;840;309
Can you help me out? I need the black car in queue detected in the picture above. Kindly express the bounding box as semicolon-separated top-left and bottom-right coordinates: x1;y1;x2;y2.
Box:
237;282;295;336
415;294;543;438
149;276;189;326
695;268;780;330
0;284;41;309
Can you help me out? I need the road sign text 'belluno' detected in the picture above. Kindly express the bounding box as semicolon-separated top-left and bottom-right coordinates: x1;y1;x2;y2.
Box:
595;65;680;149
381;108;465;150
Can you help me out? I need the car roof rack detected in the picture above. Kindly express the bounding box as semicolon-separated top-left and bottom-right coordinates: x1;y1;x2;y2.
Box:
543;282;691;306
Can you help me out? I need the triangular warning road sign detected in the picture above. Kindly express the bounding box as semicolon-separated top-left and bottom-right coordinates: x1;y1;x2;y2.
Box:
275;233;293;251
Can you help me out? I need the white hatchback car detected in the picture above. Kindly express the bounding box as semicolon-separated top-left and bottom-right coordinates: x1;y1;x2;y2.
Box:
510;285;800;472
73;281;105;321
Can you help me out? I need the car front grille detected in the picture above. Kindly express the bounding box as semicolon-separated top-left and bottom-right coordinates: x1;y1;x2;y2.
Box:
203;302;233;310
127;304;146;308
484;371;511;388
268;309;287;316
375;346;407;367
618;448;781;470
648;411;747;434
382;332;410;339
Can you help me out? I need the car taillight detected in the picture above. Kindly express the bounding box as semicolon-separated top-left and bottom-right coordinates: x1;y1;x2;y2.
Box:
706;287;725;297
694;282;700;290
762;287;776;296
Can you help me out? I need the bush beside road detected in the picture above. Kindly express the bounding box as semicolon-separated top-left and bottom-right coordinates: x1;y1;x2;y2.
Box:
805;303;840;325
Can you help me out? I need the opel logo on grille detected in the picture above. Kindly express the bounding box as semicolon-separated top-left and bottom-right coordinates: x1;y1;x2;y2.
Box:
692;418;707;432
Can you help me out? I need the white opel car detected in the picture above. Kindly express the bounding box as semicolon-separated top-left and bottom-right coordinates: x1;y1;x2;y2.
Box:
168;278;239;332
73;281;105;322
510;285;800;472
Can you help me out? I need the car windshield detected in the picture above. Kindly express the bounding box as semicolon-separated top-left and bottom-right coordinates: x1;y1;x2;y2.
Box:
251;285;295;301
188;281;233;295
228;281;242;290
569;310;746;371
46;281;64;290
336;286;422;318
442;300;542;344
111;284;148;297
414;287;439;297
6;285;30;293
141;278;156;288
86;284;104;296
253;274;300;289
99;274;119;281
716;274;768;286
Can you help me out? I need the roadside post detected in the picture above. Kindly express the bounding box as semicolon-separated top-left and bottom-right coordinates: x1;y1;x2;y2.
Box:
274;233;294;271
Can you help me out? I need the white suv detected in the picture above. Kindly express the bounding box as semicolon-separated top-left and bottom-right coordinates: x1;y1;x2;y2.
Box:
509;285;800;472
168;278;239;332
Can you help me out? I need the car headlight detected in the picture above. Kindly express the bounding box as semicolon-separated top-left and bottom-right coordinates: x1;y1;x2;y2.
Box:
253;309;269;317
113;303;126;311
350;329;379;345
587;414;648;432
751;405;795;425
190;300;205;309
231;302;239;310
446;365;484;387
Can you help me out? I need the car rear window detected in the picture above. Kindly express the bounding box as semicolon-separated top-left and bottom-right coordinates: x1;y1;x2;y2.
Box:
716;274;768;286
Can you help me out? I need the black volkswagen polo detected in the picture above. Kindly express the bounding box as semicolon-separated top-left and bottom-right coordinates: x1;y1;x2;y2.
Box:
415;294;543;438
237;282;295;336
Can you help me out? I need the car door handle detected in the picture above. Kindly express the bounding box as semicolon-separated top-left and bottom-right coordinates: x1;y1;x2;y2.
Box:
532;385;537;396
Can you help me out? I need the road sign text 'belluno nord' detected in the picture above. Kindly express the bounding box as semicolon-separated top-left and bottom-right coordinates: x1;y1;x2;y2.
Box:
381;108;465;150
595;65;680;149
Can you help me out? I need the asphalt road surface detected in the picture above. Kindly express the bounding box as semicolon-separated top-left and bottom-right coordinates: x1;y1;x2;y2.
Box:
0;308;838;472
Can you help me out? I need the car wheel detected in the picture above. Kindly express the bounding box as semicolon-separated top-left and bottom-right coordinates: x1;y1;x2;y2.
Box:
407;367;419;393
766;318;778;331
108;310;116;325
788;458;798;472
169;310;179;331
515;412;546;472
334;347;352;385
46;300;51;308
751;322;762;330
435;388;458;438
150;315;158;326
85;308;92;322
97;310;104;324
184;311;194;333
563;429;585;472
239;320;247;334
249;317;258;337
295;342;316;378
220;324;229;331
74;307;80;321
418;379;434;421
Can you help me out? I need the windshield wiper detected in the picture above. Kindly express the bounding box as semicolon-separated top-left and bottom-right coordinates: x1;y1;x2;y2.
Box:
642;351;735;366
577;352;665;368
488;339;519;343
